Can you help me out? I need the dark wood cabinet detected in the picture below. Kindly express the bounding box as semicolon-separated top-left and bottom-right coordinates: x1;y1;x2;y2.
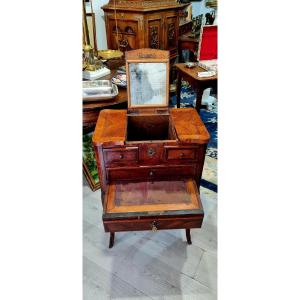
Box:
102;0;187;59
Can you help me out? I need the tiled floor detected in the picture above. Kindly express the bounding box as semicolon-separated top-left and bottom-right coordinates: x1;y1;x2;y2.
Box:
83;157;217;300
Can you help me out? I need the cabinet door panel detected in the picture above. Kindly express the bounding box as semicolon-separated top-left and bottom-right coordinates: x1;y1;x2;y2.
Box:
108;18;139;50
146;17;163;49
164;15;178;56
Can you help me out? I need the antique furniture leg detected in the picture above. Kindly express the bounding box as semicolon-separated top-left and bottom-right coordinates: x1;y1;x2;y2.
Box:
186;229;192;245
195;85;205;113
109;232;115;248
177;71;182;108
178;39;183;63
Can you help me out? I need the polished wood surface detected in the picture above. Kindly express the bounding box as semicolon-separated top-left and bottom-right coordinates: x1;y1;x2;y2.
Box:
92;109;127;146
102;0;187;59
170;108;210;144
93;108;210;146
175;63;217;81
93;107;209;247
93;49;209;248
175;63;217;112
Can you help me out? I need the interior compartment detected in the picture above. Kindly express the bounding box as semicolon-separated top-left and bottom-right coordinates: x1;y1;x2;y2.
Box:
104;179;202;215
126;114;176;141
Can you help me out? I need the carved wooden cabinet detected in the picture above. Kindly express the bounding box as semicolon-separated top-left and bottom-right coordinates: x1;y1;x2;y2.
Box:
102;0;188;59
93;49;210;248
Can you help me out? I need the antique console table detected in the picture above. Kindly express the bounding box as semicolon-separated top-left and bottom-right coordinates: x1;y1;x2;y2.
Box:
175;63;217;112
101;0;188;60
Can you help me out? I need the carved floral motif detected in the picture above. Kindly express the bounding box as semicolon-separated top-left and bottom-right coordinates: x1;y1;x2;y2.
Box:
149;26;159;49
167;23;175;48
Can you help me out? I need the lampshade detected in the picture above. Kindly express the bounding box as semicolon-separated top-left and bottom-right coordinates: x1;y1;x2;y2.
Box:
206;0;217;9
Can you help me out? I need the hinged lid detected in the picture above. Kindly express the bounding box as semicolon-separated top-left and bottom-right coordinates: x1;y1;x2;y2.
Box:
125;49;170;109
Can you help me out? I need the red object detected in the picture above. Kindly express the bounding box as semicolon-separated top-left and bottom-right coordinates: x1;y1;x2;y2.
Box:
198;25;218;60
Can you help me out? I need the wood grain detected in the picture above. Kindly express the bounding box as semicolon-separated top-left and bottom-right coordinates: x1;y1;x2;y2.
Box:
170;108;210;144
105;179;202;214
92;109;127;146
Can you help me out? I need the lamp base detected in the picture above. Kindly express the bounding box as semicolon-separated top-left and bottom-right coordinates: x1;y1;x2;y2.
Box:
83;67;111;80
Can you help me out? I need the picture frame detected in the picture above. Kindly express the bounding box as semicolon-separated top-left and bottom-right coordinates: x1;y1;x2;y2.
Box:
125;49;170;108
83;132;100;191
86;12;98;53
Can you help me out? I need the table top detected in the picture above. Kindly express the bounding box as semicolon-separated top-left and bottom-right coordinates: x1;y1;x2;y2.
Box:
83;70;127;111
178;33;199;43
175;63;218;81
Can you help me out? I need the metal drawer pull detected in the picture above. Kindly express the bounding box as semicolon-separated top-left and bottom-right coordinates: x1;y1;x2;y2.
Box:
119;154;124;159
149;171;154;177
147;147;156;157
151;221;158;232
180;152;184;158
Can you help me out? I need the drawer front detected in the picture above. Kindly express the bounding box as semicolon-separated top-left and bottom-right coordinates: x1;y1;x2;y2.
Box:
103;147;138;166
103;216;204;232
165;147;197;161
107;165;196;182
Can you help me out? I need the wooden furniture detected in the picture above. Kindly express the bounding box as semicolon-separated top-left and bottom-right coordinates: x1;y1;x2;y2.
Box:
179;20;193;36
175;63;217;112
93;49;210;248
83;70;128;132
83;70;127;192
178;33;199;63
101;0;188;59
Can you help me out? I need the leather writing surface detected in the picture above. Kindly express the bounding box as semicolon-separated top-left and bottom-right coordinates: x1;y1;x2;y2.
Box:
115;180;191;206
105;179;202;214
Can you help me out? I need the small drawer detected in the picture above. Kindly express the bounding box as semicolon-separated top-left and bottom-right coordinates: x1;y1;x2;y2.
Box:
107;165;196;182
103;147;138;165
166;148;197;161
103;216;204;232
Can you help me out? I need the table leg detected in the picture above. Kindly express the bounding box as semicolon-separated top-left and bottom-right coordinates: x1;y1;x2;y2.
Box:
186;229;192;245
109;232;115;248
195;85;205;113
177;72;182;108
178;40;183;63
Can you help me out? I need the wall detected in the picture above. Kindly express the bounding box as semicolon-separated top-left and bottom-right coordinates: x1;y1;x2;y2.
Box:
191;1;217;24
86;0;109;50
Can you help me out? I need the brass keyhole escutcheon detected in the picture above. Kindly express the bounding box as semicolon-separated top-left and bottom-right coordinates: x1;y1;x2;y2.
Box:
151;221;158;232
148;147;155;157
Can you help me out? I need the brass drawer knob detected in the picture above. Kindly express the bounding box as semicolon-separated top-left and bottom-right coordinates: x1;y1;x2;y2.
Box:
179;152;184;158
119;154;124;159
149;171;154;177
151;221;158;232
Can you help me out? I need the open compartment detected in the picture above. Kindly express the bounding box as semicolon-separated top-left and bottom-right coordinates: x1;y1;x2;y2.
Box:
126;114;177;141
